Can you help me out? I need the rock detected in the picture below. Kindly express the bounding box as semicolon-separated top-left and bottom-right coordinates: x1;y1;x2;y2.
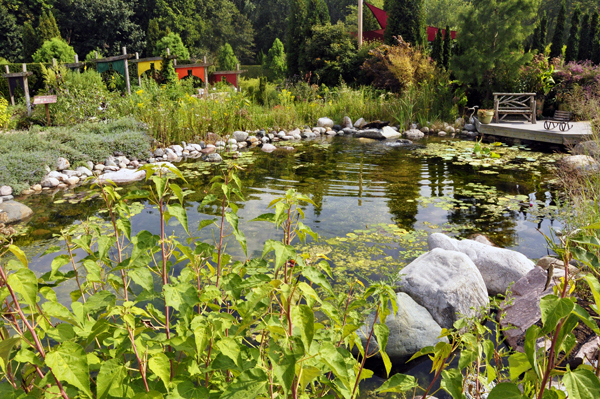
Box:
498;266;557;351
342;116;353;129
56;157;70;171
332;124;342;131
404;129;425;140
227;144;238;151
1;195;13;201
41;177;60;188
0;201;33;224
0;186;12;196
358;138;377;143
118;162;127;169
301;130;317;138
86;161;94;170
233;131;249;142
536;256;579;276
381;126;401;139
341;128;355;135
228;138;237;145
354;118;366;128
201;147;216;154
166;149;178;161
261;144;277;152
237;141;247;149
467;233;496;247
47;171;67;181
573;141;600;158
96;169;146;184
438;131;447;136
172;145;184;155
317;117;334;128
66;176;80;185
385;139;415;148
21;189;34;195
363;120;390;129
448;126;456;133
94;164;105;171
359;293;447;360
247;136;259;144
573;336;600;368
395;248;489;329
355;129;386;140
32;184;42;191
74;167;93;178
464;123;476;131
105;156;117;167
560;155;599;173
117;156;130;165
325;130;337;136
57;183;68;189
427;233;535;296
215;141;226;147
203;153;223;162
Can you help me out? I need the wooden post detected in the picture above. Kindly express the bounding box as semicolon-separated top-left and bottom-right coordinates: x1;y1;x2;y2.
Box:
22;64;31;116
52;58;57;68
236;64;240;91
5;65;14;106
203;56;209;99
531;95;536;124
358;0;363;48
122;47;131;95
493;94;499;123
136;52;142;86
95;51;98;59
74;54;80;73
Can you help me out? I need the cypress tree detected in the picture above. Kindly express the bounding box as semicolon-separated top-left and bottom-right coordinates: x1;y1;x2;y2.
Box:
442;25;451;69
286;0;307;76
549;3;566;59
431;28;443;66
159;54;177;84
38;11;61;43
530;24;540;53
384;0;424;46
217;43;239;70
590;12;599;63
22;21;39;62
146;19;163;57
539;13;547;54
565;8;581;62
578;13;590;60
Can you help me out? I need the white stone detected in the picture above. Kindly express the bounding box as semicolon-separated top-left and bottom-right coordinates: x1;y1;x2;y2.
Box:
32;184;42;191
381;126;402;139
66;176;80;185
261;144;277;152
560;155;599;173
228;138;237;145
438;131;447;136
56;157;70;171
427;233;535;296
94;164;105;171
359;292;447;360
354;118;366;128
172;145;184;155
0;186;13;196
396;248;489;329
233;131;248;142
404;129;425;139
41;177;60;188
342;116;353;129
96;169;146;184
317;117;334;128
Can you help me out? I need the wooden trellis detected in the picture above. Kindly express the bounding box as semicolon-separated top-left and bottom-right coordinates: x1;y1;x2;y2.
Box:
493;93;536;124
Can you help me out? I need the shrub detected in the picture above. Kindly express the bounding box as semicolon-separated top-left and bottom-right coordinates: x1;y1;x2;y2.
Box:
153;32;190;59
217;43;239;70
0;97;9;129
263;38;286;80
32;38;75;63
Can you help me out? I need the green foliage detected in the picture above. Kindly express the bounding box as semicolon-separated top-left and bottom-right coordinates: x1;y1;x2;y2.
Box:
578;13;590;60
0;97;9;129
32;38;75;63
566;8;581;62
539;13;548;54
263;38;286;80
0;5;23;63
37;10;61;43
146;19;165;57
286;0;307;76
252;0;289;56
153;32;190;59
549;3;566;59
217;43;239;71
384;0;424;46
442;25;451;69
159;55;177;85
591;12;600;64
22;22;39;62
424;0;472;29
451;0;537;93
84;48;104;62
431;28;443;66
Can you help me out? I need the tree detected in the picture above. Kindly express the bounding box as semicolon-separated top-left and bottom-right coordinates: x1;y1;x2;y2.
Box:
451;0;537;95
38;11;61;43
146;19;165;57
383;0;424;46
252;0;289;56
32;38;75;63
159;54;177;84
154;32;190;59
431;28;443;66
539;13;548;54
565;8;581;62
22;21;39;62
264;38;286;79
217;43;239;70
286;0;307;76
442;24;451;69
578;13;590;60
549;3;565;59
590;12;599;63
0;5;22;62
530;24;540;53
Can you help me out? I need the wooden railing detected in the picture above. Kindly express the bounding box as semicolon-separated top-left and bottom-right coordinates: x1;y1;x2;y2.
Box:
493;93;536;124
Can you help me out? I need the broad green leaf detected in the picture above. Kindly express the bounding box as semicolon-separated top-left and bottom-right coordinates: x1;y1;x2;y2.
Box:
97;236;116;260
82;259;102;283
130;267;154;291
262;240;295;270
320;343;349;385
167;203;189;235
97;358;128;399
299;365;321;390
45;342;92;397
169;381;209;399
459;349;477;369
164;283;197;311
250;213;276;223
216;338;242;367
0;337;20;373
375;373;417;393
45;324;76;342
540;295;574;334
42;301;79;326
83;291;116;314
199;194;217;208
373;323;391;376
219;368;269;399
7;268;38;308
268;345;297;394
198;218;217;230
149;353;171;391
524;325;541;378
133;391;164;399
508;352;531;381
50;255;70;279
225;211;247;257
302;266;334;295
292;305;314;352
8;245;27;268
564;368;600;399
488;382;527;399
298;282;321;303
441;368;466;399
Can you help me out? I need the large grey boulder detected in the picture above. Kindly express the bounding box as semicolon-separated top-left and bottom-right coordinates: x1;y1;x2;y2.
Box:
573;141;600;159
354;117;366;128
560;155;599;174
96;169;146;184
0;201;33;224
427;233;535;295
317;117;334;128
342;116;353;129
360;293;447;360
396;248;489;329
355;127;401;140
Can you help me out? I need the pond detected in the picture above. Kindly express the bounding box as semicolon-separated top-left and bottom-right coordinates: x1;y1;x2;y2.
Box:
9;134;565;397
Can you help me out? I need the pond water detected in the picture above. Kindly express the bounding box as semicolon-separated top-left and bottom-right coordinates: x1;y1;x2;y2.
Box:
10;134;565;397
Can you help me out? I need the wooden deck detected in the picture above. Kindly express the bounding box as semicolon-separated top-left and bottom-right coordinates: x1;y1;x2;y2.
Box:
476;120;593;145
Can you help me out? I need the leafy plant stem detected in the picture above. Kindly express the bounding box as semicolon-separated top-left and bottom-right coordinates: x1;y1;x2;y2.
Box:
216;173;229;289
128;326;150;392
351;307;379;399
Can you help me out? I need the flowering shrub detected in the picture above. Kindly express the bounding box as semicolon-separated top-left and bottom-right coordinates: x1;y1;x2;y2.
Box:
552;59;600;103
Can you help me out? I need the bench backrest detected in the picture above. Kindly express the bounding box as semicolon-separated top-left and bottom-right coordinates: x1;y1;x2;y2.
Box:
553;110;572;121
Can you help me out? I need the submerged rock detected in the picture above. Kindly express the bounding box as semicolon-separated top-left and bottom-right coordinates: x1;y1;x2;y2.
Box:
0;201;33;224
360;292;447;361
261;144;277;152
396;248;489;329
385;139;415;148
428;233;535;295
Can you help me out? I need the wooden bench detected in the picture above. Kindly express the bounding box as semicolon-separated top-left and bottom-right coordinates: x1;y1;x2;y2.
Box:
493;93;536;124
543;110;573;131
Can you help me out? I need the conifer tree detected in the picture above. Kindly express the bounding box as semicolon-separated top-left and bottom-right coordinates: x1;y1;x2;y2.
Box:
298;0;330;74
264;38;287;79
146;19;163;57
590;12;599;63
578;13;590;60
22;21;39;62
217;43;239;70
38;11;61;43
431;28;443;66
539;13;547;54
286;0;307;76
159;54;177;84
442;25;451;69
530;24;540;53
549;3;566;59
384;0;424;46
565;8;581;62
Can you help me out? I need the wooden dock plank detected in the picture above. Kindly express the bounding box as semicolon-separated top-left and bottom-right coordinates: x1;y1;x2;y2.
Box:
477;121;592;145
